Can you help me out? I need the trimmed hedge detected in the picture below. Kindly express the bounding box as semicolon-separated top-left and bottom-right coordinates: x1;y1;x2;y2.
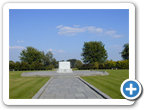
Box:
78;60;129;70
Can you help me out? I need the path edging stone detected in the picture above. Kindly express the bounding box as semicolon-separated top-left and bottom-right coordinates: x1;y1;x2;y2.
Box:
78;76;112;99
31;77;53;99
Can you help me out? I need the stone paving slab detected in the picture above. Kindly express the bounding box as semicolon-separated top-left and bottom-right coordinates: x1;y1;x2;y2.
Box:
21;70;109;77
32;76;111;99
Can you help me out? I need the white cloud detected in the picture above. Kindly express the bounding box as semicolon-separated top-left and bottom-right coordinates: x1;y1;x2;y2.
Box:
17;40;24;43
58;50;65;53
58;26;86;36
73;25;80;27
87;26;103;33
56;25;123;38
112;35;123;38
105;30;117;35
9;46;25;49
47;49;53;51
56;25;63;28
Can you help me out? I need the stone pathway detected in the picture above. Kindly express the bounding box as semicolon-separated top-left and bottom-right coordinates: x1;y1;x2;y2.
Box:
28;71;112;99
38;77;104;99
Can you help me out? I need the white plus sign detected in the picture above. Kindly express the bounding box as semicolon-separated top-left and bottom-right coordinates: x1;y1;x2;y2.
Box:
126;83;137;95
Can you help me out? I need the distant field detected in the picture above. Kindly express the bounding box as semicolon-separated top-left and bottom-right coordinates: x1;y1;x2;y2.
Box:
9;71;50;99
81;70;129;99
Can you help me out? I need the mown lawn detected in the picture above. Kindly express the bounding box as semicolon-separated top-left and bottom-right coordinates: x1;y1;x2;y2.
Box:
9;71;50;99
81;70;129;99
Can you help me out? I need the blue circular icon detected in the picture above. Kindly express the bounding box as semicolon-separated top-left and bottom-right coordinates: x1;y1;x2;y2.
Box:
123;81;139;97
121;79;142;100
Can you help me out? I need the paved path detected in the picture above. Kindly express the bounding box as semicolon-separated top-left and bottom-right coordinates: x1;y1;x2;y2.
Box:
28;71;111;99
38;77;104;99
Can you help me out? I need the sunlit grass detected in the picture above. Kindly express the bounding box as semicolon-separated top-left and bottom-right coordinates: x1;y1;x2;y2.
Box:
81;70;129;99
9;71;50;99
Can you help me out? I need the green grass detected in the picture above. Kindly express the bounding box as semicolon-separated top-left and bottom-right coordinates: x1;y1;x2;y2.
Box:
81;70;129;99
9;71;50;99
10;70;128;99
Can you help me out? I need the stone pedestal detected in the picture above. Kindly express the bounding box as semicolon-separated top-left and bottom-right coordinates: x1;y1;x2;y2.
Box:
57;62;73;73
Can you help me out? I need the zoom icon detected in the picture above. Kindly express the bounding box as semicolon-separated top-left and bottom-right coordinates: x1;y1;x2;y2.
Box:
121;79;142;100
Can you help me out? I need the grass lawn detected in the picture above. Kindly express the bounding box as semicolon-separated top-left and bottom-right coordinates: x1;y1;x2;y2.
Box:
9;71;50;99
81;70;129;99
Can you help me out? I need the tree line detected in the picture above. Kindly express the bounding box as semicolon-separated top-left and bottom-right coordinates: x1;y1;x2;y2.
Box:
78;41;129;69
9;47;58;70
9;41;129;70
77;59;129;70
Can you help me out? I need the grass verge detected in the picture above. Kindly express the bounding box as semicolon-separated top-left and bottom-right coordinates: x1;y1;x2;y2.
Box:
9;71;50;99
81;70;129;99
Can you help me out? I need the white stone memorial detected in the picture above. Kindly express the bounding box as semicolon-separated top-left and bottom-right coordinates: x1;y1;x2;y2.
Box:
57;62;73;73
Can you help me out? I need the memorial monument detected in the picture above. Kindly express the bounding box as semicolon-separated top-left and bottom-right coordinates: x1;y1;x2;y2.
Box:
57;61;73;73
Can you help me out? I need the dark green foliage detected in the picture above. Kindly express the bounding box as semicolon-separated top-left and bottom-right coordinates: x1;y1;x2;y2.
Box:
78;64;93;70
67;59;77;68
81;41;108;64
10;46;58;71
120;43;129;60
20;47;43;64
20;61;29;70
14;61;21;70
9;61;15;69
74;60;83;68
77;60;129;70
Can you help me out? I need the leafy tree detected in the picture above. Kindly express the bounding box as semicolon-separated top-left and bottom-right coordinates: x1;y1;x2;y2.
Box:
42;51;55;67
14;61;21;70
20;46;43;64
30;61;45;70
51;58;58;68
9;60;15;69
20;61;29;70
120;43;129;60
74;60;83;68
93;62;99;69
67;59;77;68
81;41;108;64
99;63;105;69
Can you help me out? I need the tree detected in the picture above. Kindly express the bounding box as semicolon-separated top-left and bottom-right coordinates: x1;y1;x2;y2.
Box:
20;61;29;70
9;60;15;69
20;46;43;64
14;61;21;70
30;61;45;70
93;62;99;69
105;60;116;69
51;58;58;68
81;41;108;64
42;51;55;67
67;59;77;68
74;60;83;68
120;43;129;60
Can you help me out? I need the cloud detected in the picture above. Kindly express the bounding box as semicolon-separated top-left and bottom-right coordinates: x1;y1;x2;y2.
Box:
105;30;123;38
58;50;65;53
87;26;103;33
17;40;24;43
109;45;122;49
105;30;117;35
58;26;86;36
56;25;63;28
73;25;80;27
47;49;53;51
9;46;25;49
112;35;123;38
57;25;123;38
